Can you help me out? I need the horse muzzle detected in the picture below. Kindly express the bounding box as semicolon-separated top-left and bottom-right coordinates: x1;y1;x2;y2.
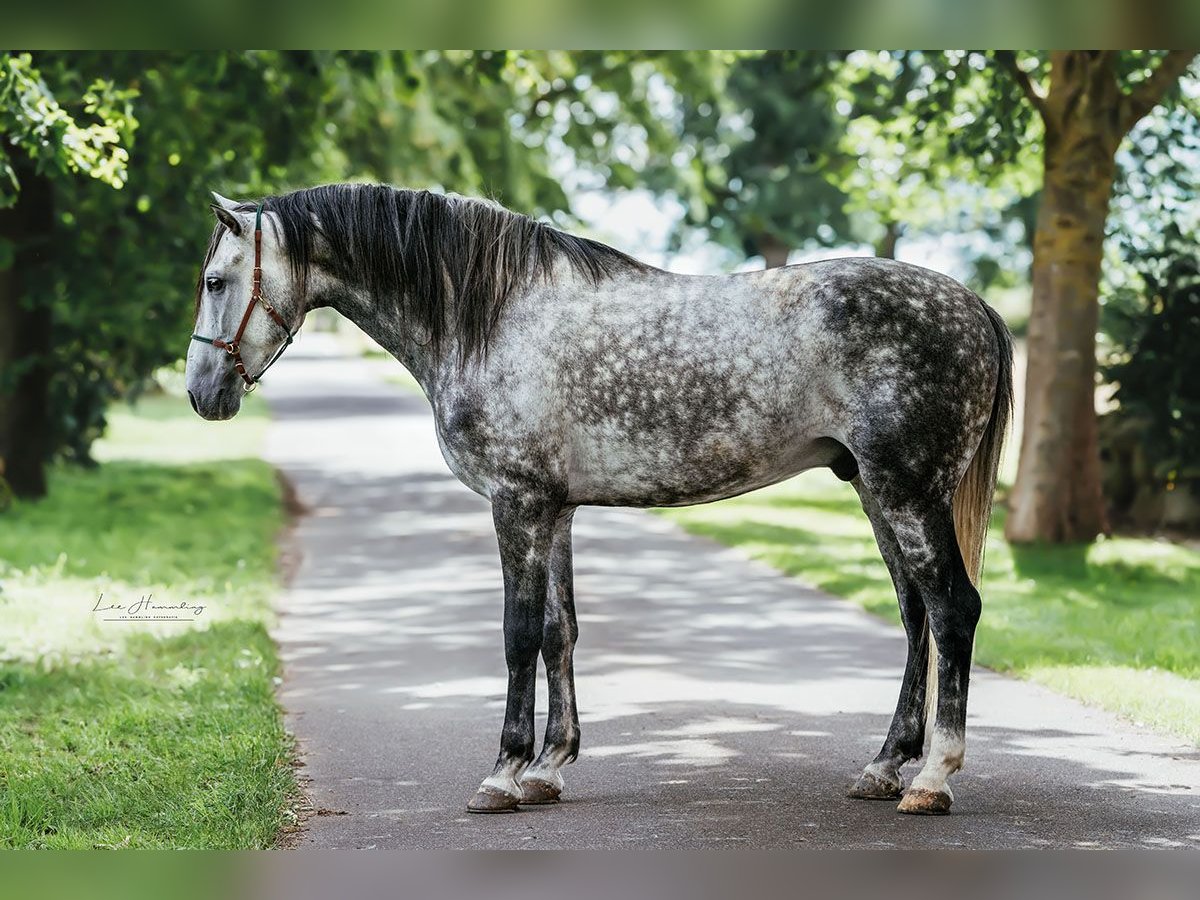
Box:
186;385;242;421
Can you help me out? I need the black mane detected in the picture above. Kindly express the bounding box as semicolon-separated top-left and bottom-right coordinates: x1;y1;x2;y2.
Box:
200;183;644;360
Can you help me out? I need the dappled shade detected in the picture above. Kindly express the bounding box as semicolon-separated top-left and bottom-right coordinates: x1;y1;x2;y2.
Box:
267;337;1200;849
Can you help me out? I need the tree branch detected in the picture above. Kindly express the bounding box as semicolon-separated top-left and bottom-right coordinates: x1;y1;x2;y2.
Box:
996;50;1050;123
1120;50;1198;135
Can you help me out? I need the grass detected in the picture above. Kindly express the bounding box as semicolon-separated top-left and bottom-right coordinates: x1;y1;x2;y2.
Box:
659;470;1200;746
0;391;295;848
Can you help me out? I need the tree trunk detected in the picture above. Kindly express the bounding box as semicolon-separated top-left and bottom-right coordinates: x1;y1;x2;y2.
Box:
0;163;55;500
1001;50;1197;543
757;234;791;269
1005;127;1114;543
875;220;900;259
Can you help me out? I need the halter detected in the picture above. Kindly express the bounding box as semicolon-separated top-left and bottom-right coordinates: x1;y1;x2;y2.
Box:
191;204;296;392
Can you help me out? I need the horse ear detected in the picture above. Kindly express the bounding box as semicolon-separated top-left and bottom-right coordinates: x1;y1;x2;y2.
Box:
210;204;242;237
210;191;248;236
211;191;240;211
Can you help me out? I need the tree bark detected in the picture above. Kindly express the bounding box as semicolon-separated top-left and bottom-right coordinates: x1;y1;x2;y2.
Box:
875;221;900;259
0;162;55;500
1005;132;1113;542
1005;50;1196;543
757;234;791;269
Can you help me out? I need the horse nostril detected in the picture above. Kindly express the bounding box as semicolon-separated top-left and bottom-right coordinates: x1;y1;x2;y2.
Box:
187;390;199;414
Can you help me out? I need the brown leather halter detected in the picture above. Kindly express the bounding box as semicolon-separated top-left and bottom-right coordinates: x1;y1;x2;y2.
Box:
192;204;296;391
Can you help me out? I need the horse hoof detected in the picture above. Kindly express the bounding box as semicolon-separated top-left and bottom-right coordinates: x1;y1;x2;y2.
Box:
466;786;521;813
519;776;562;805
847;770;903;800
897;788;952;815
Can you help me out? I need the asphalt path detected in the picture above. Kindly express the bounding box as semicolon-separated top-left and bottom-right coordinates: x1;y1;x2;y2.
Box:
265;334;1200;848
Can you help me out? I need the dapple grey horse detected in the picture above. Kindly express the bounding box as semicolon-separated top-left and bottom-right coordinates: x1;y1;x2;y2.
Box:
186;183;1012;816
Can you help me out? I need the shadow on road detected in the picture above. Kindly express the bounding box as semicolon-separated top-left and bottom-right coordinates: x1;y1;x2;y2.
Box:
266;337;1200;849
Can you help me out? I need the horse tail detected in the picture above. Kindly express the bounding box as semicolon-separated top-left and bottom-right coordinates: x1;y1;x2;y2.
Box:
924;299;1013;734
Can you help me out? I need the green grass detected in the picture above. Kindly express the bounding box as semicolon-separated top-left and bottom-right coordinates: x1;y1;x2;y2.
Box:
660;471;1200;746
0;391;295;848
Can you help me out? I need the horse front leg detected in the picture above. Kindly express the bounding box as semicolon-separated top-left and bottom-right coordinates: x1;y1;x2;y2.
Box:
519;508;580;804
467;486;561;813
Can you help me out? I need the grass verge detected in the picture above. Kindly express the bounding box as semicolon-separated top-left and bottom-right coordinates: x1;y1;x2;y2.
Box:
659;471;1200;746
0;392;295;848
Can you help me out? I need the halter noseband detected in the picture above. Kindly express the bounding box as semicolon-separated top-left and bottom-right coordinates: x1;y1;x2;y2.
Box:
191;204;297;392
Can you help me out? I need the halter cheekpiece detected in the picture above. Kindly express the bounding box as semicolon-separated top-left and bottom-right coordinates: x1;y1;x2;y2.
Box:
191;204;296;391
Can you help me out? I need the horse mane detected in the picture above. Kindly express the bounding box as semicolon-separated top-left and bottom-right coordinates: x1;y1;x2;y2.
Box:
197;183;645;360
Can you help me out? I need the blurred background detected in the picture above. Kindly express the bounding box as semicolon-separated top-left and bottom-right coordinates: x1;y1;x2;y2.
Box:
2;51;1197;533
1;51;1199;849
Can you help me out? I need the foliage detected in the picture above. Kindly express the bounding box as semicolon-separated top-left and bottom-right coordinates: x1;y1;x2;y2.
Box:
1102;224;1200;488
3;50;1197;497
307;51;730;217
636;50;1046;277
1;51;729;481
830;51;1041;272
317;51;577;212
660;470;1200;745
27;52;330;465
0;392;292;848
635;49;1166;298
0;53;136;207
691;52;857;259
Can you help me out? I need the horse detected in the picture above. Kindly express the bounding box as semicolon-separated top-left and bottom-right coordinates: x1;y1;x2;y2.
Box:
186;183;1012;816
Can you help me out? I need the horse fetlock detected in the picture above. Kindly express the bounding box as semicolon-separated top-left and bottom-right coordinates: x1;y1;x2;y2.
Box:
538;731;579;766
924;727;966;777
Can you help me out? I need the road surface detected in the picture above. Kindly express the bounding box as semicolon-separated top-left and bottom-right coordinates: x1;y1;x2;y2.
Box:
264;334;1200;848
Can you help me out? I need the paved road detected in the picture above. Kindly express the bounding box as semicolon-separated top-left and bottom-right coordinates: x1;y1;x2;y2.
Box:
265;334;1200;849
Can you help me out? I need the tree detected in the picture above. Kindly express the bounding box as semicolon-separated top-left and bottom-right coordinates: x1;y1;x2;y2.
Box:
995;51;1197;542
640;51;1039;275
829;52;1040;272
0;53;136;498
663;50;1198;542
0;51;727;500
852;51;1197;543
314;51;729;222
0;51;330;498
666;51;858;267
1100;223;1200;527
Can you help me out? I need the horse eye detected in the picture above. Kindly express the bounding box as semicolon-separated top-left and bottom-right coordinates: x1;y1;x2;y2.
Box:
206;276;225;294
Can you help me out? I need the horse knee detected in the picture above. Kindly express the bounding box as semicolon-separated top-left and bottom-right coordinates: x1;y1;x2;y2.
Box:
504;615;544;668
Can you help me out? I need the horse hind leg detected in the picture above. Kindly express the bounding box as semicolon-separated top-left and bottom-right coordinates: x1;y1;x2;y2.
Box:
875;497;979;816
847;476;931;802
518;509;580;805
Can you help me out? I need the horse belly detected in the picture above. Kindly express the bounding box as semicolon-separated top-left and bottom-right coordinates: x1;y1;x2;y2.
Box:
565;425;838;508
